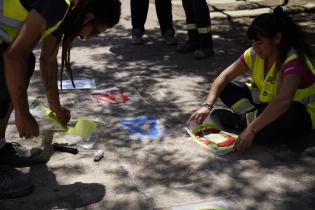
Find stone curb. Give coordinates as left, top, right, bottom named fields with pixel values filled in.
left=172, top=1, right=315, bottom=19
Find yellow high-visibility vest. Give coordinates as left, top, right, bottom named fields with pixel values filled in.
left=243, top=47, right=315, bottom=129
left=0, top=0, right=70, bottom=43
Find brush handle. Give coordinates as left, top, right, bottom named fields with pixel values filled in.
left=52, top=143, right=78, bottom=154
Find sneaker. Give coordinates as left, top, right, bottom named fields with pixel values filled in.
left=163, top=29, right=177, bottom=45
left=0, top=142, right=44, bottom=167
left=131, top=29, right=143, bottom=45
left=0, top=166, right=33, bottom=199
left=193, top=48, right=214, bottom=59
left=211, top=109, right=245, bottom=131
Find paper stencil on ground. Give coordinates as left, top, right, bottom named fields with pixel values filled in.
left=28, top=97, right=68, bottom=130
left=90, top=87, right=129, bottom=105
left=10, top=96, right=50, bottom=119
left=53, top=118, right=98, bottom=149
left=172, top=201, right=229, bottom=210
left=58, top=79, right=96, bottom=90
left=186, top=114, right=238, bottom=155
left=119, top=115, right=165, bottom=140
left=67, top=118, right=97, bottom=140
left=30, top=102, right=50, bottom=118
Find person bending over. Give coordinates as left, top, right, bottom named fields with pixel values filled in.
left=0, top=0, right=121, bottom=199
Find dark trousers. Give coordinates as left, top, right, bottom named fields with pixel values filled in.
left=181, top=0, right=213, bottom=49
left=219, top=81, right=312, bottom=144
left=130, top=0, right=174, bottom=35
left=0, top=43, right=35, bottom=118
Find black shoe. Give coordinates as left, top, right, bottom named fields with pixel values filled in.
left=211, top=109, right=245, bottom=131
left=163, top=29, right=177, bottom=46
left=0, top=142, right=44, bottom=167
left=176, top=41, right=199, bottom=53
left=193, top=48, right=214, bottom=59
left=0, top=166, right=33, bottom=199
left=131, top=29, right=143, bottom=45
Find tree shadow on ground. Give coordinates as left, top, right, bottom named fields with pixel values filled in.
left=22, top=11, right=315, bottom=209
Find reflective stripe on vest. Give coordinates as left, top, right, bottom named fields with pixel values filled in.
left=0, top=0, right=22, bottom=27
left=0, top=0, right=26, bottom=42
left=244, top=47, right=315, bottom=129
left=0, top=0, right=70, bottom=43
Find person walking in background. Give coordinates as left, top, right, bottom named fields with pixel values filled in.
left=177, top=0, right=214, bottom=59
left=130, top=0, right=177, bottom=45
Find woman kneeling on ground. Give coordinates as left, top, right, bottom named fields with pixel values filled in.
left=188, top=7, right=315, bottom=153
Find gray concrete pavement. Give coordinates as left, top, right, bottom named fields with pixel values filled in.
left=1, top=0, right=315, bottom=209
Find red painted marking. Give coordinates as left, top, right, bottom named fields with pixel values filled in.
left=217, top=136, right=236, bottom=147
left=91, top=91, right=129, bottom=104
left=203, top=139, right=212, bottom=145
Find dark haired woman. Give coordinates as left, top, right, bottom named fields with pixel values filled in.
left=0, top=0, right=120, bottom=198
left=188, top=7, right=315, bottom=153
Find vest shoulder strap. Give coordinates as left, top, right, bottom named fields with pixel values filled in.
left=284, top=48, right=298, bottom=64
left=243, top=47, right=256, bottom=71
left=284, top=48, right=315, bottom=76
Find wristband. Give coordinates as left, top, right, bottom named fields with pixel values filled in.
left=202, top=102, right=214, bottom=111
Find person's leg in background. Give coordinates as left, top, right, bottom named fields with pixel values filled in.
left=155, top=0, right=177, bottom=45
left=176, top=0, right=199, bottom=53
left=130, top=0, right=149, bottom=45
left=192, top=0, right=214, bottom=59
